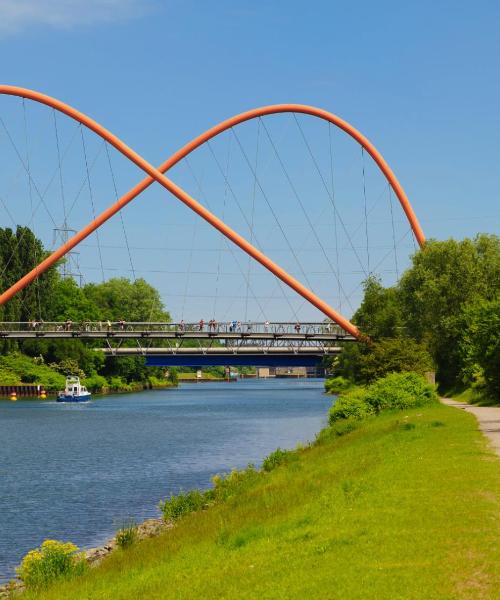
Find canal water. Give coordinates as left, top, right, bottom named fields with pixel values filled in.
left=0, top=378, right=331, bottom=582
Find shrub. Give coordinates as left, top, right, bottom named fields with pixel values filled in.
left=159, top=489, right=207, bottom=522
left=328, top=388, right=374, bottom=424
left=327, top=372, right=438, bottom=427
left=82, top=374, right=107, bottom=393
left=262, top=448, right=293, bottom=472
left=17, top=539, right=86, bottom=590
left=115, top=521, right=138, bottom=549
left=211, top=465, right=259, bottom=501
left=324, top=376, right=353, bottom=395
left=316, top=418, right=359, bottom=444
left=365, top=372, right=438, bottom=413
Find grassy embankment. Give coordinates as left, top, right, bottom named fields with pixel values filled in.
left=24, top=399, right=500, bottom=598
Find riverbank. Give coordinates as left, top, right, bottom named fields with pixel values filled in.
left=0, top=380, right=330, bottom=586
left=18, top=401, right=500, bottom=599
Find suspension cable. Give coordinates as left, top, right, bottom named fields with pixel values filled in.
left=23, top=100, right=42, bottom=320
left=231, top=126, right=315, bottom=294
left=388, top=184, right=399, bottom=280
left=206, top=138, right=299, bottom=321
left=259, top=118, right=351, bottom=310
left=186, top=143, right=270, bottom=321
left=292, top=114, right=368, bottom=278
left=328, top=123, right=342, bottom=313
left=361, top=147, right=370, bottom=274
left=105, top=142, right=136, bottom=281
left=53, top=110, right=68, bottom=232
left=213, top=134, right=232, bottom=317
left=245, top=119, right=260, bottom=321
left=0, top=116, right=57, bottom=228
left=80, top=125, right=105, bottom=282
left=66, top=140, right=105, bottom=221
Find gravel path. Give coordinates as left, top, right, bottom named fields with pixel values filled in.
left=441, top=398, right=500, bottom=458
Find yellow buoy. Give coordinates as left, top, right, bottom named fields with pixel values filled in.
left=10, top=391, right=17, bottom=401
left=40, top=392, right=47, bottom=399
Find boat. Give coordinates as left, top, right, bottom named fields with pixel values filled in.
left=57, top=376, right=91, bottom=403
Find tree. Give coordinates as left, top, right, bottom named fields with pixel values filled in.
left=83, top=278, right=170, bottom=322
left=398, top=235, right=500, bottom=388
left=334, top=338, right=433, bottom=384
left=353, top=276, right=403, bottom=338
left=459, top=298, right=500, bottom=402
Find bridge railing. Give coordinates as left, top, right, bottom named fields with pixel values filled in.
left=0, top=321, right=349, bottom=336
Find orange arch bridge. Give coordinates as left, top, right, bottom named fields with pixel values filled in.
left=0, top=86, right=426, bottom=339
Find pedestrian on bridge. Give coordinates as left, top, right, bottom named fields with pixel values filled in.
left=199, top=319, right=205, bottom=331
left=294, top=322, right=301, bottom=334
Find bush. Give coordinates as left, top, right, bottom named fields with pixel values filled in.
left=316, top=418, right=359, bottom=444
left=365, top=372, right=438, bottom=413
left=262, top=448, right=293, bottom=472
left=0, top=353, right=66, bottom=390
left=159, top=465, right=260, bottom=523
left=115, top=521, right=138, bottom=549
left=82, top=374, right=107, bottom=393
left=159, top=489, right=207, bottom=522
left=17, top=539, right=86, bottom=590
left=324, top=376, right=353, bottom=395
left=210, top=465, right=259, bottom=502
left=328, top=388, right=374, bottom=424
left=328, top=372, right=438, bottom=426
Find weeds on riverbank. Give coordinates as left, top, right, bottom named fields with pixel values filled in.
left=115, top=521, right=138, bottom=549
left=16, top=540, right=86, bottom=591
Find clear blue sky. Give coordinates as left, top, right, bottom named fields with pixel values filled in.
left=1, top=1, right=499, bottom=321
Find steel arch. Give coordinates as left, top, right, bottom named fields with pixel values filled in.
left=0, top=86, right=425, bottom=339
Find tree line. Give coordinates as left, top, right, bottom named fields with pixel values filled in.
left=0, top=226, right=173, bottom=390
left=333, top=233, right=500, bottom=403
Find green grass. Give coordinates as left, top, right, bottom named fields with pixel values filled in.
left=23, top=404, right=500, bottom=599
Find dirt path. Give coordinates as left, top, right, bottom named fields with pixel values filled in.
left=441, top=398, right=500, bottom=458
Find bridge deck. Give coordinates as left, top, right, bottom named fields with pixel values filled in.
left=0, top=322, right=356, bottom=342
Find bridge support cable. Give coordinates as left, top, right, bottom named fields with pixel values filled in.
left=180, top=161, right=199, bottom=321
left=185, top=143, right=270, bottom=322
left=0, top=113, right=61, bottom=301
left=80, top=125, right=105, bottom=283
left=0, top=107, right=90, bottom=289
left=213, top=134, right=232, bottom=318
left=65, top=141, right=106, bottom=223
left=245, top=119, right=260, bottom=322
left=52, top=110, right=68, bottom=238
left=388, top=184, right=400, bottom=280
left=259, top=118, right=353, bottom=313
left=292, top=114, right=369, bottom=280
left=328, top=123, right=342, bottom=314
left=361, top=147, right=371, bottom=275
left=344, top=227, right=413, bottom=301
left=22, top=100, right=42, bottom=321
left=0, top=88, right=428, bottom=338
left=0, top=115, right=59, bottom=229
left=205, top=139, right=298, bottom=322
left=105, top=142, right=136, bottom=281
left=231, top=126, right=316, bottom=296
